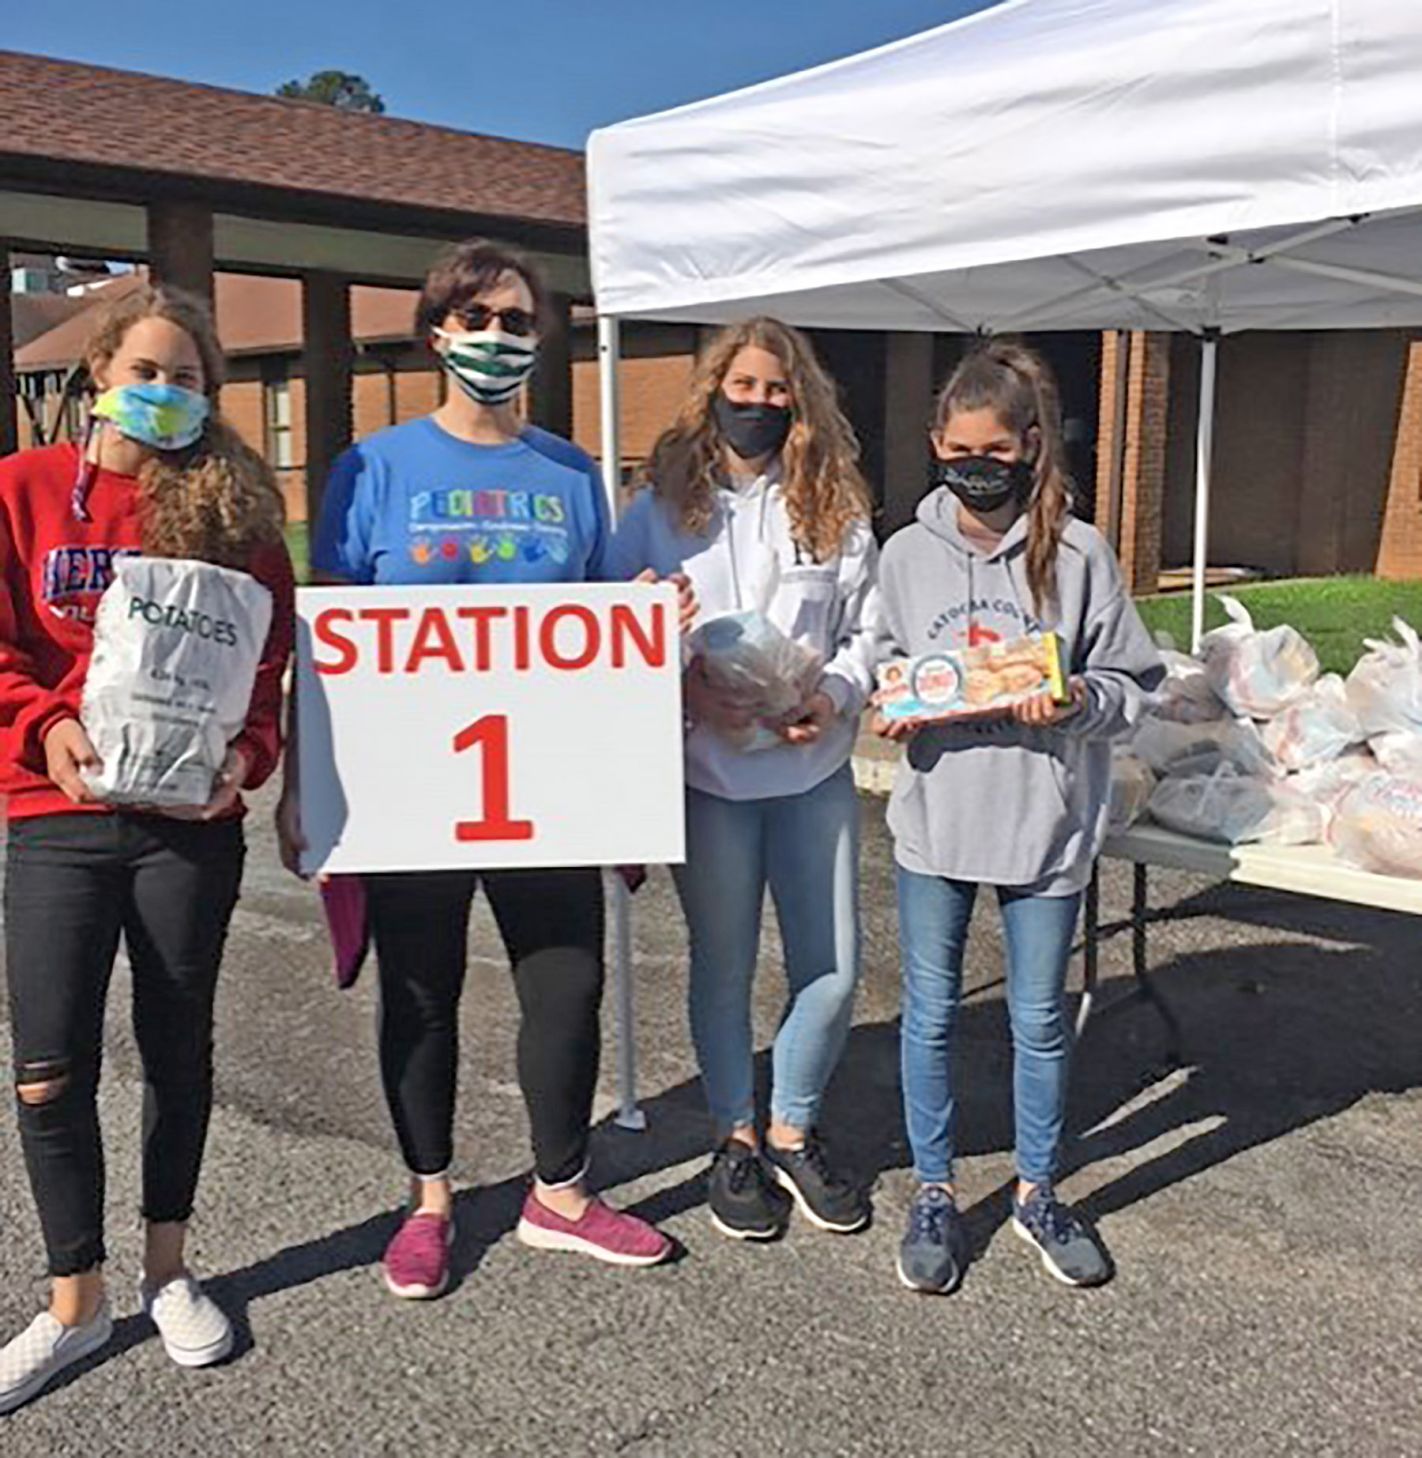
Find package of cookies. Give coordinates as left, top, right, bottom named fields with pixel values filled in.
left=876, top=631, right=1068, bottom=723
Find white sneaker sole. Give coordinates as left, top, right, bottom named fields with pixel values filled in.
left=0, top=1314, right=113, bottom=1414
left=383, top=1271, right=449, bottom=1300
left=382, top=1217, right=455, bottom=1300
left=157, top=1323, right=235, bottom=1369
left=708, top=1209, right=783, bottom=1242
left=1011, top=1216, right=1094, bottom=1287
left=895, top=1254, right=961, bottom=1295
left=515, top=1217, right=669, bottom=1267
left=771, top=1167, right=869, bottom=1235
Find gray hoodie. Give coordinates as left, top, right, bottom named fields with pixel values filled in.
left=878, top=487, right=1164, bottom=893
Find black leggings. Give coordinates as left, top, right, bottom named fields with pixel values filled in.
left=365, top=867, right=604, bottom=1187
left=4, top=813, right=245, bottom=1277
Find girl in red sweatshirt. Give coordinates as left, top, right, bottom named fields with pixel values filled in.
left=0, top=283, right=293, bottom=1413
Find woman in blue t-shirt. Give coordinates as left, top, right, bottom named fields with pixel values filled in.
left=279, top=241, right=672, bottom=1297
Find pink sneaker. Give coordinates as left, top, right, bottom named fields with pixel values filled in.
left=515, top=1191, right=671, bottom=1267
left=382, top=1211, right=453, bottom=1299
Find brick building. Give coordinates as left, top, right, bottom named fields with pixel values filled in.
left=1097, top=330, right=1422, bottom=591
left=4, top=51, right=1421, bottom=586
left=12, top=269, right=697, bottom=518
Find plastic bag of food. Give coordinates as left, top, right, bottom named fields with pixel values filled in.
left=1369, top=730, right=1422, bottom=777
left=1107, top=750, right=1156, bottom=835
left=1330, top=773, right=1422, bottom=878
left=1148, top=765, right=1324, bottom=846
left=1290, top=749, right=1378, bottom=834
left=80, top=556, right=273, bottom=807
left=1132, top=714, right=1278, bottom=780
left=1346, top=619, right=1422, bottom=737
left=1260, top=674, right=1362, bottom=771
left=690, top=609, right=823, bottom=752
left=1153, top=648, right=1226, bottom=723
left=1200, top=594, right=1319, bottom=719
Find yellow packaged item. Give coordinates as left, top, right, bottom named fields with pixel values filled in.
left=877, top=631, right=1068, bottom=723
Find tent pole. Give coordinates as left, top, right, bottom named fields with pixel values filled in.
left=1190, top=331, right=1220, bottom=654
left=597, top=314, right=646, bottom=1133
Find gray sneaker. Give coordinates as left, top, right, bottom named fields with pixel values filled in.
left=0, top=1305, right=113, bottom=1415
left=140, top=1274, right=234, bottom=1368
left=897, top=1185, right=968, bottom=1294
left=1012, top=1186, right=1112, bottom=1287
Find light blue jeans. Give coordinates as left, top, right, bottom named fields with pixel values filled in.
left=674, top=764, right=860, bottom=1136
left=897, top=867, right=1081, bottom=1187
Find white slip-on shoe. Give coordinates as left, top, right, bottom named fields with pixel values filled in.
left=0, top=1305, right=114, bottom=1415
left=140, top=1275, right=234, bottom=1368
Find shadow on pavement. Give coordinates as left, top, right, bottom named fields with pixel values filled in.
left=64, top=915, right=1421, bottom=1372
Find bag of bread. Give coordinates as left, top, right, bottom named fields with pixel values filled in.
left=1330, top=774, right=1422, bottom=878
left=1132, top=714, right=1277, bottom=780
left=1261, top=674, right=1362, bottom=771
left=1153, top=646, right=1226, bottom=723
left=1200, top=595, right=1318, bottom=720
left=1148, top=765, right=1323, bottom=846
left=1346, top=619, right=1422, bottom=737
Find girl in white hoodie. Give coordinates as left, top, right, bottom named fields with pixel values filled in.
left=607, top=318, right=878, bottom=1243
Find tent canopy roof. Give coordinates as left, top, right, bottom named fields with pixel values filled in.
left=588, top=0, right=1422, bottom=332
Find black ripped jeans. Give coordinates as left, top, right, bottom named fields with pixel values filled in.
left=4, top=813, right=245, bottom=1277
left=365, top=867, right=604, bottom=1187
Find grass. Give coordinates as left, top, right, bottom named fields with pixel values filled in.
left=284, top=522, right=309, bottom=584
left=1134, top=575, right=1422, bottom=675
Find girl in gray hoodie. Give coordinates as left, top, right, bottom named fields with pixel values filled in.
left=876, top=341, right=1162, bottom=1296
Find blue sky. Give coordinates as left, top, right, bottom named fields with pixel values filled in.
left=6, top=0, right=994, bottom=149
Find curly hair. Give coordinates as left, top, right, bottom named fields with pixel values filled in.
left=85, top=283, right=285, bottom=567
left=639, top=317, right=869, bottom=562
left=934, top=339, right=1073, bottom=615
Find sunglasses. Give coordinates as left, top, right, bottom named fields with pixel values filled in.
left=450, top=303, right=538, bottom=338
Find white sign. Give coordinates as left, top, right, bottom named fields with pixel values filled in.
left=296, top=583, right=685, bottom=874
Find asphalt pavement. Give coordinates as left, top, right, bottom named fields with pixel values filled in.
left=1, top=784, right=1420, bottom=1456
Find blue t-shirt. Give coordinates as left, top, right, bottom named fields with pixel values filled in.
left=312, top=418, right=610, bottom=586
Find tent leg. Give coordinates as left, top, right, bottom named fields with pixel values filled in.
left=1190, top=332, right=1219, bottom=654
left=598, top=315, right=645, bottom=1133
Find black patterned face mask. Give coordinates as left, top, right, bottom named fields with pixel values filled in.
left=931, top=454, right=1035, bottom=513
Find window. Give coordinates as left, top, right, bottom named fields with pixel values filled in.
left=263, top=372, right=293, bottom=469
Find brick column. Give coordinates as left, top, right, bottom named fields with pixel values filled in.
left=0, top=247, right=17, bottom=458
left=881, top=332, right=935, bottom=532
left=301, top=272, right=353, bottom=531
left=1095, top=331, right=1130, bottom=553
left=146, top=201, right=214, bottom=303
left=1376, top=336, right=1422, bottom=580
left=1106, top=331, right=1170, bottom=594
left=528, top=292, right=573, bottom=439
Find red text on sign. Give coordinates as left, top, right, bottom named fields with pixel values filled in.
left=453, top=715, right=535, bottom=843
left=312, top=600, right=668, bottom=678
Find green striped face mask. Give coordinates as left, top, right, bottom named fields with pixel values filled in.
left=434, top=327, right=539, bottom=406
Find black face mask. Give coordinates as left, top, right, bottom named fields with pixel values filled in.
left=713, top=393, right=793, bottom=461
left=932, top=454, right=1035, bottom=513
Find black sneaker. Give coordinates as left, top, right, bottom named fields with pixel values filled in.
left=707, top=1138, right=790, bottom=1241
left=764, top=1133, right=870, bottom=1234
left=897, top=1186, right=968, bottom=1294
left=1012, top=1185, right=1112, bottom=1287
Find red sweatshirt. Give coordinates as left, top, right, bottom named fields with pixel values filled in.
left=0, top=442, right=295, bottom=821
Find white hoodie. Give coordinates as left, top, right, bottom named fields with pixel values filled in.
left=605, top=466, right=880, bottom=801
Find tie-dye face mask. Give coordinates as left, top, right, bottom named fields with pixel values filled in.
left=91, top=383, right=210, bottom=452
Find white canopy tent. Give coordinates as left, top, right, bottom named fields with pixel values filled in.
left=587, top=0, right=1422, bottom=1122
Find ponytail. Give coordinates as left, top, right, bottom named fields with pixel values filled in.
left=933, top=339, right=1072, bottom=616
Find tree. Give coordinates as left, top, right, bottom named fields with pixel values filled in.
left=276, top=71, right=386, bottom=114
